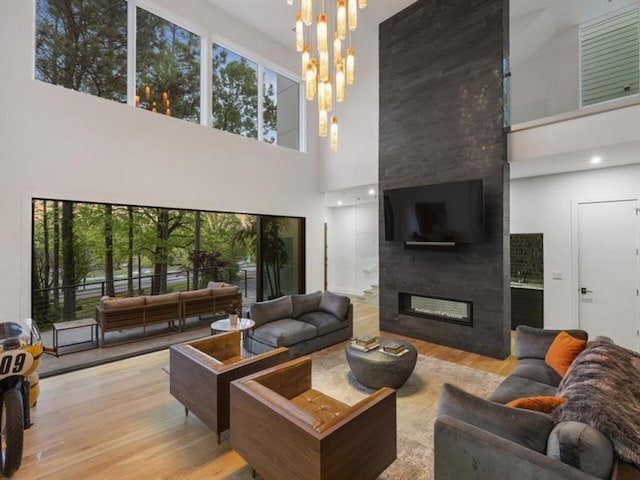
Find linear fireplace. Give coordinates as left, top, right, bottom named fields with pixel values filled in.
left=398, top=292, right=473, bottom=327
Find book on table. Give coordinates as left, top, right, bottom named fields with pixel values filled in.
left=350, top=341, right=380, bottom=352
left=355, top=335, right=377, bottom=346
left=383, top=342, right=405, bottom=354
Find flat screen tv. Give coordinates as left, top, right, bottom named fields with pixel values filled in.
left=383, top=179, right=485, bottom=246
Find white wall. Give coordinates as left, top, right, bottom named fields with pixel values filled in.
left=511, top=27, right=579, bottom=124
left=510, top=164, right=640, bottom=329
left=320, top=30, right=379, bottom=192
left=0, top=0, right=324, bottom=322
left=326, top=202, right=378, bottom=295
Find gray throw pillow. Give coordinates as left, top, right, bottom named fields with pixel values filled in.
left=292, top=291, right=322, bottom=318
left=318, top=291, right=350, bottom=320
left=437, top=383, right=555, bottom=453
left=250, top=296, right=293, bottom=328
left=547, top=421, right=614, bottom=480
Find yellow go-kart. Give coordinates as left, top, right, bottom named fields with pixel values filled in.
left=0, top=319, right=42, bottom=477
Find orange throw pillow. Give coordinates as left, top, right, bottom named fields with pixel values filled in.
left=507, top=396, right=567, bottom=413
left=545, top=331, right=587, bottom=376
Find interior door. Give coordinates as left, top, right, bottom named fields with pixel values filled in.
left=578, top=199, right=639, bottom=351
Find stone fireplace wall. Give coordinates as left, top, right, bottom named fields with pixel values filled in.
left=378, top=0, right=510, bottom=358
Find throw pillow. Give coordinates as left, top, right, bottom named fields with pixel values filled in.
left=318, top=291, right=350, bottom=320
left=506, top=395, right=567, bottom=413
left=545, top=331, right=587, bottom=376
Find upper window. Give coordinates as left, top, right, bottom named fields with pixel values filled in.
left=34, top=0, right=302, bottom=151
left=212, top=45, right=259, bottom=138
left=264, top=69, right=300, bottom=151
left=35, top=0, right=128, bottom=103
left=580, top=8, right=640, bottom=107
left=136, top=8, right=201, bottom=123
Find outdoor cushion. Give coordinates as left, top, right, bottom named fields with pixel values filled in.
left=102, top=296, right=145, bottom=311
left=250, top=319, right=317, bottom=347
left=210, top=285, right=240, bottom=297
left=292, top=291, right=322, bottom=318
left=438, top=383, right=555, bottom=454
left=250, top=296, right=293, bottom=328
left=547, top=421, right=615, bottom=480
left=318, top=291, right=350, bottom=320
left=145, top=292, right=180, bottom=305
left=297, top=311, right=344, bottom=336
left=180, top=289, right=211, bottom=300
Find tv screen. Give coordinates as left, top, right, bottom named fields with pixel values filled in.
left=384, top=179, right=485, bottom=245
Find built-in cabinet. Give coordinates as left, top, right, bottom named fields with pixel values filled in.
left=511, top=234, right=544, bottom=330
left=511, top=286, right=543, bottom=330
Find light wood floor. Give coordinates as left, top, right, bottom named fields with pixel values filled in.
left=18, top=304, right=517, bottom=479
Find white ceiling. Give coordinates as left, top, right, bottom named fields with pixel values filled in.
left=207, top=0, right=417, bottom=51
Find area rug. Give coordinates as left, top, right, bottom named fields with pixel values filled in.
left=230, top=342, right=505, bottom=480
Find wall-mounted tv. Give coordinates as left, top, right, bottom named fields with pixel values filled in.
left=384, top=179, right=485, bottom=246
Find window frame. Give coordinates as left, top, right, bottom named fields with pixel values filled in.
left=32, top=0, right=305, bottom=152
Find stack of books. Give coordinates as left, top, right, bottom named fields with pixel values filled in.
left=382, top=342, right=409, bottom=356
left=350, top=335, right=380, bottom=352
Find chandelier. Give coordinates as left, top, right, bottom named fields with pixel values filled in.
left=286, top=0, right=368, bottom=153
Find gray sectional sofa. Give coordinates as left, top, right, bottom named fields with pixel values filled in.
left=434, top=326, right=640, bottom=480
left=244, top=291, right=353, bottom=358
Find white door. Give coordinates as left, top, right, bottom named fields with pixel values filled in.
left=578, top=199, right=639, bottom=351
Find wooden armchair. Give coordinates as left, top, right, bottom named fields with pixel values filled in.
left=230, top=356, right=397, bottom=480
left=169, top=332, right=288, bottom=443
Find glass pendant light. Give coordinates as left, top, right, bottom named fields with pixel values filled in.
left=358, top=0, right=366, bottom=8
left=302, top=0, right=312, bottom=26
left=319, top=51, right=329, bottom=82
left=337, top=0, right=347, bottom=40
left=334, top=32, right=342, bottom=65
left=330, top=116, right=338, bottom=153
left=336, top=60, right=345, bottom=102
left=348, top=0, right=357, bottom=31
left=306, top=59, right=317, bottom=100
left=295, top=13, right=304, bottom=52
left=316, top=13, right=328, bottom=54
left=324, top=77, right=333, bottom=112
left=346, top=47, right=355, bottom=85
left=318, top=80, right=326, bottom=111
left=301, top=45, right=311, bottom=77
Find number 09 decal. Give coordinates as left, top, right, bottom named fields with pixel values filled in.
left=0, top=350, right=34, bottom=380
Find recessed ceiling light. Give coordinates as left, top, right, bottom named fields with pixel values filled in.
left=368, top=189, right=375, bottom=195
left=337, top=200, right=343, bottom=205
left=590, top=156, right=602, bottom=164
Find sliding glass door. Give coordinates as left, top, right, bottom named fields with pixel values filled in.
left=256, top=216, right=305, bottom=301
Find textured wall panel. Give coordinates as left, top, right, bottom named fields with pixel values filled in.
left=379, top=0, right=510, bottom=358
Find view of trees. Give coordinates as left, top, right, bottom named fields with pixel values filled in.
left=32, top=200, right=254, bottom=329
left=35, top=0, right=128, bottom=102
left=136, top=8, right=201, bottom=122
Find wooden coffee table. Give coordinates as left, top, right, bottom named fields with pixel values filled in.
left=345, top=337, right=418, bottom=389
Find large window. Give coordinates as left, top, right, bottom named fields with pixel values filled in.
left=136, top=8, right=201, bottom=123
left=34, top=0, right=302, bottom=151
left=212, top=45, right=258, bottom=138
left=35, top=0, right=128, bottom=103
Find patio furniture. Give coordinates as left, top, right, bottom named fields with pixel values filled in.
left=230, top=356, right=397, bottom=480
left=169, top=332, right=288, bottom=443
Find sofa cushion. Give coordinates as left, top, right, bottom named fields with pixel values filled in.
left=180, top=289, right=211, bottom=300
left=506, top=396, right=567, bottom=413
left=250, top=319, right=317, bottom=347
left=438, top=383, right=555, bottom=454
left=297, top=311, right=344, bottom=336
left=547, top=421, right=615, bottom=480
left=515, top=326, right=588, bottom=360
left=488, top=374, right=557, bottom=404
left=319, top=291, right=350, bottom=320
left=102, top=296, right=145, bottom=311
left=145, top=292, right=180, bottom=305
left=510, top=358, right=563, bottom=387
left=545, top=331, right=587, bottom=376
left=250, top=296, right=294, bottom=328
left=292, top=291, right=322, bottom=318
left=210, top=285, right=239, bottom=297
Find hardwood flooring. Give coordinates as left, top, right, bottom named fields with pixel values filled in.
left=17, top=304, right=516, bottom=479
